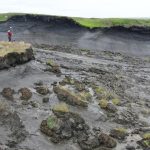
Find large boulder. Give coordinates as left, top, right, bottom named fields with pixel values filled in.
left=0, top=42, right=34, bottom=69
left=53, top=85, right=88, bottom=107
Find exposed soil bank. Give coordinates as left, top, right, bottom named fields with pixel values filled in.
left=0, top=15, right=150, bottom=56
left=0, top=46, right=34, bottom=69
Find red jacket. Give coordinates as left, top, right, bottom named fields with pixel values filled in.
left=7, top=31, right=12, bottom=37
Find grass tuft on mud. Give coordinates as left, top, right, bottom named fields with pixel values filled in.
left=53, top=103, right=69, bottom=113
left=0, top=41, right=31, bottom=57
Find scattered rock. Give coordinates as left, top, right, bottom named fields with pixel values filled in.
left=42, top=97, right=49, bottom=103
left=53, top=85, right=88, bottom=107
left=126, top=145, right=136, bottom=150
left=98, top=133, right=117, bottom=148
left=1, top=88, right=14, bottom=100
left=106, top=103, right=118, bottom=113
left=35, top=86, right=49, bottom=95
left=19, top=88, right=32, bottom=100
left=30, top=101, right=38, bottom=108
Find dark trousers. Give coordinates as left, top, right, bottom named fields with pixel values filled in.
left=8, top=36, right=12, bottom=42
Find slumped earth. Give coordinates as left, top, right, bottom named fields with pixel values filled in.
left=0, top=15, right=150, bottom=150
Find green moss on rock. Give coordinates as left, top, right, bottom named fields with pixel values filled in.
left=53, top=85, right=88, bottom=107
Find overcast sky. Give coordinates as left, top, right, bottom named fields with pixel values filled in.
left=0, top=0, right=150, bottom=18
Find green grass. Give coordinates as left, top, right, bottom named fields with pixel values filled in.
left=0, top=13, right=21, bottom=22
left=47, top=116, right=57, bottom=129
left=72, top=18, right=150, bottom=28
left=0, top=41, right=31, bottom=57
left=1, top=13, right=150, bottom=29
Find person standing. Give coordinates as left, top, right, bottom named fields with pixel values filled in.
left=7, top=27, right=13, bottom=42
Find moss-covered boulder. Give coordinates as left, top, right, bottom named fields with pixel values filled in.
left=0, top=41, right=34, bottom=69
left=52, top=103, right=70, bottom=117
left=59, top=76, right=75, bottom=86
left=19, top=88, right=32, bottom=100
left=53, top=85, right=88, bottom=107
left=40, top=111, right=88, bottom=143
left=1, top=87, right=14, bottom=100
left=110, top=128, right=128, bottom=140
left=98, top=133, right=117, bottom=148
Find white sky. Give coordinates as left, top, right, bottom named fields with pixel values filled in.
left=0, top=0, right=150, bottom=18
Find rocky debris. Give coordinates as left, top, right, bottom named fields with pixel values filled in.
left=46, top=59, right=61, bottom=74
left=110, top=128, right=128, bottom=140
left=0, top=43, right=34, bottom=70
left=114, top=108, right=139, bottom=126
left=19, top=88, right=32, bottom=100
left=41, top=104, right=117, bottom=149
left=35, top=86, right=49, bottom=95
left=42, top=97, right=49, bottom=103
left=1, top=88, right=14, bottom=100
left=78, top=133, right=117, bottom=150
left=53, top=85, right=88, bottom=107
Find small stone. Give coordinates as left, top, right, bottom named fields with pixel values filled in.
left=35, top=86, right=49, bottom=95
left=126, top=145, right=136, bottom=150
left=30, top=101, right=38, bottom=108
left=43, top=97, right=49, bottom=103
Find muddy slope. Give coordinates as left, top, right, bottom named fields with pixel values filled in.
left=0, top=15, right=150, bottom=56
left=0, top=46, right=149, bottom=150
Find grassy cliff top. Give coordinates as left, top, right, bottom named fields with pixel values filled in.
left=0, top=41, right=31, bottom=57
left=72, top=18, right=150, bottom=28
left=1, top=13, right=150, bottom=28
